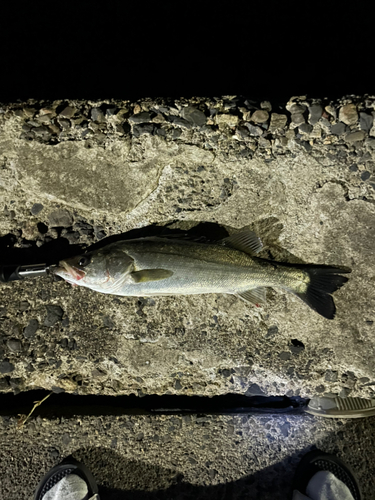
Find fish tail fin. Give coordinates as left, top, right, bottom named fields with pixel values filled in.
left=294, top=266, right=351, bottom=319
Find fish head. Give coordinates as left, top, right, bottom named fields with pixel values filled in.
left=52, top=246, right=134, bottom=290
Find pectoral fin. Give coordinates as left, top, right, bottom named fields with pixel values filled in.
left=236, top=287, right=267, bottom=306
left=130, top=269, right=174, bottom=283
left=222, top=230, right=263, bottom=255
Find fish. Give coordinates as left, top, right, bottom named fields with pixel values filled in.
left=52, top=230, right=351, bottom=319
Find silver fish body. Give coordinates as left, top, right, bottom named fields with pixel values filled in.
left=53, top=231, right=350, bottom=319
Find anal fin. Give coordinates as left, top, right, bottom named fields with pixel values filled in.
left=236, top=287, right=267, bottom=306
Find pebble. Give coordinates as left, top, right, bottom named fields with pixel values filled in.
left=308, top=104, right=323, bottom=125
left=251, top=110, right=269, bottom=124
left=279, top=422, right=291, bottom=437
left=258, top=137, right=271, bottom=148
left=0, top=361, right=15, bottom=374
left=44, top=305, right=64, bottom=327
left=235, top=126, right=250, bottom=139
left=339, top=104, right=358, bottom=125
left=361, top=171, right=371, bottom=181
left=23, top=319, right=39, bottom=339
left=345, top=130, right=366, bottom=143
left=36, top=114, right=53, bottom=124
left=24, top=108, right=36, bottom=118
left=59, top=106, right=75, bottom=118
left=298, top=123, right=313, bottom=134
left=152, top=113, right=165, bottom=124
left=180, top=106, right=206, bottom=126
left=61, top=231, right=78, bottom=244
left=6, top=339, right=22, bottom=353
left=105, top=107, right=118, bottom=117
left=245, top=383, right=266, bottom=396
left=167, top=116, right=190, bottom=129
left=245, top=123, right=263, bottom=136
left=260, top=101, right=272, bottom=112
left=325, top=370, right=338, bottom=382
left=325, top=105, right=336, bottom=119
left=315, top=384, right=325, bottom=393
left=30, top=203, right=43, bottom=215
left=33, top=126, right=52, bottom=139
left=269, top=113, right=287, bottom=132
left=331, top=123, right=347, bottom=136
left=174, top=379, right=182, bottom=390
left=19, top=301, right=29, bottom=312
left=40, top=108, right=55, bottom=116
left=279, top=351, right=291, bottom=361
left=291, top=113, right=305, bottom=125
left=91, top=108, right=105, bottom=122
left=57, top=118, right=71, bottom=129
left=288, top=103, right=306, bottom=114
left=215, top=114, right=239, bottom=127
left=48, top=209, right=73, bottom=227
left=132, top=124, right=155, bottom=136
left=359, top=112, right=373, bottom=132
left=0, top=378, right=10, bottom=390
left=96, top=230, right=106, bottom=240
left=48, top=124, right=61, bottom=135
left=128, top=112, right=151, bottom=124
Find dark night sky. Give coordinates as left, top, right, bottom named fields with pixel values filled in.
left=0, top=4, right=373, bottom=102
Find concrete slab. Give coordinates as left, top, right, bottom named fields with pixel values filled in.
left=0, top=96, right=374, bottom=399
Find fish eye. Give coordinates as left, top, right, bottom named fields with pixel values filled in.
left=78, top=256, right=91, bottom=267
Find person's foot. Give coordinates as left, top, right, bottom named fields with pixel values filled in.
left=34, top=456, right=99, bottom=500
left=292, top=449, right=361, bottom=500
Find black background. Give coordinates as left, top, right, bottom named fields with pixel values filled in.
left=0, top=3, right=373, bottom=103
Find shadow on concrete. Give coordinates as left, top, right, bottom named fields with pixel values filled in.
left=71, top=444, right=313, bottom=500
left=0, top=217, right=307, bottom=269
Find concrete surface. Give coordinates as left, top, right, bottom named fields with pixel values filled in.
left=0, top=412, right=374, bottom=500
left=0, top=95, right=375, bottom=400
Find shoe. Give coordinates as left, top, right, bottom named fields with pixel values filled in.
left=306, top=396, right=375, bottom=418
left=292, top=449, right=361, bottom=500
left=34, top=456, right=99, bottom=500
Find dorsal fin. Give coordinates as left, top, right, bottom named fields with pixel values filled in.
left=222, top=230, right=263, bottom=255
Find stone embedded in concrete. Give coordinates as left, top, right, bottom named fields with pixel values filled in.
left=339, top=103, right=358, bottom=125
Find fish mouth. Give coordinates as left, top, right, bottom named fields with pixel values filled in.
left=53, top=261, right=86, bottom=281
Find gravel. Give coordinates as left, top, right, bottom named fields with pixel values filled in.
left=180, top=107, right=206, bottom=127
left=59, top=106, right=75, bottom=118
left=245, top=123, right=263, bottom=136
left=6, top=339, right=22, bottom=353
left=308, top=104, right=323, bottom=125
left=331, top=123, right=347, bottom=136
left=269, top=113, right=287, bottom=132
left=91, top=108, right=105, bottom=123
left=345, top=130, right=366, bottom=143
left=359, top=112, right=373, bottom=131
left=0, top=361, right=15, bottom=374
left=298, top=123, right=313, bottom=134
left=30, top=203, right=44, bottom=215
left=250, top=110, right=269, bottom=124
left=129, top=112, right=151, bottom=124
left=339, top=104, right=358, bottom=125
left=44, top=306, right=64, bottom=327
left=23, top=320, right=39, bottom=339
left=48, top=209, right=73, bottom=227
